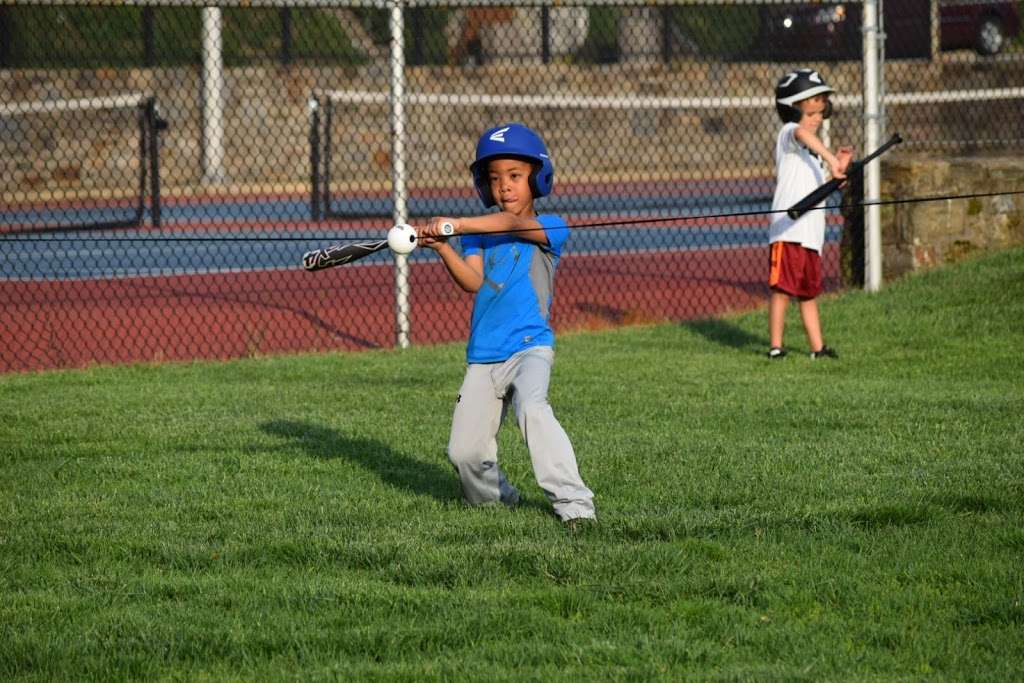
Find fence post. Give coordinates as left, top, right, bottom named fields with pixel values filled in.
left=660, top=6, right=672, bottom=64
left=863, top=0, right=884, bottom=291
left=541, top=7, right=551, bottom=64
left=324, top=98, right=334, bottom=217
left=0, top=6, right=11, bottom=68
left=840, top=167, right=865, bottom=288
left=390, top=2, right=412, bottom=349
left=410, top=8, right=424, bottom=65
left=148, top=97, right=165, bottom=228
left=309, top=96, right=321, bottom=221
left=281, top=8, right=293, bottom=65
left=142, top=7, right=155, bottom=67
left=201, top=7, right=226, bottom=185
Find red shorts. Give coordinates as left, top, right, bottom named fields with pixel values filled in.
left=769, top=241, right=822, bottom=299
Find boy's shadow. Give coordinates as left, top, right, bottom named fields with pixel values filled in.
left=680, top=318, right=763, bottom=353
left=261, top=419, right=454, bottom=501
left=261, top=419, right=552, bottom=515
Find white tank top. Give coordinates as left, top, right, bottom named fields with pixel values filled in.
left=769, top=122, right=828, bottom=253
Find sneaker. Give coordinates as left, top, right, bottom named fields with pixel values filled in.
left=767, top=347, right=787, bottom=359
left=500, top=487, right=521, bottom=508
left=810, top=345, right=838, bottom=360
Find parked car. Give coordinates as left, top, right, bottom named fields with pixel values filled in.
left=941, top=0, right=1021, bottom=54
left=758, top=0, right=1022, bottom=60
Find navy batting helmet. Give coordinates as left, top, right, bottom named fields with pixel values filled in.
left=469, top=123, right=554, bottom=208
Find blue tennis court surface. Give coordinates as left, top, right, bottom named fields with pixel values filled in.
left=2, top=177, right=776, bottom=228
left=1, top=185, right=845, bottom=280
left=2, top=223, right=844, bottom=280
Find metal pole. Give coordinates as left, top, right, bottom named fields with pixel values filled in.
left=0, top=6, right=11, bottom=68
left=201, top=7, right=226, bottom=185
left=281, top=8, right=293, bottom=65
left=149, top=98, right=163, bottom=228
left=863, top=0, right=883, bottom=291
left=661, top=6, right=672, bottom=64
left=309, top=96, right=321, bottom=221
left=541, top=6, right=551, bottom=64
left=390, top=2, right=412, bottom=349
left=930, top=0, right=940, bottom=60
left=142, top=7, right=155, bottom=67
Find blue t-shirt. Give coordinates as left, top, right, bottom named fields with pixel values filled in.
left=460, top=214, right=569, bottom=363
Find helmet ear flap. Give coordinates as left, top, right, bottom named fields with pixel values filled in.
left=527, top=163, right=552, bottom=199
left=776, top=103, right=801, bottom=124
left=775, top=100, right=831, bottom=123
left=528, top=168, right=540, bottom=199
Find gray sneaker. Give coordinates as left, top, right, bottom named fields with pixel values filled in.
left=501, top=488, right=521, bottom=508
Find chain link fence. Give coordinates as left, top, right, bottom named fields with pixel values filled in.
left=2, top=1, right=1023, bottom=372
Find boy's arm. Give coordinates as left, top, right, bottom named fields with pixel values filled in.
left=794, top=127, right=847, bottom=180
left=419, top=211, right=553, bottom=292
left=422, top=240, right=483, bottom=293
left=423, top=212, right=549, bottom=245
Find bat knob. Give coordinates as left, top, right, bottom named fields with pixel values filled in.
left=440, top=222, right=455, bottom=236
left=302, top=250, right=324, bottom=271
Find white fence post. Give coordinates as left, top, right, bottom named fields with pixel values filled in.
left=201, top=7, right=226, bottom=185
left=390, top=1, right=411, bottom=348
left=863, top=0, right=884, bottom=292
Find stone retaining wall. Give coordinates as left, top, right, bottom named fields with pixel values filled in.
left=881, top=155, right=1024, bottom=280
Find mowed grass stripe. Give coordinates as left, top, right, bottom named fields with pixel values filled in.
left=1, top=247, right=1022, bottom=680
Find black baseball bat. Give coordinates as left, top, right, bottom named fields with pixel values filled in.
left=302, top=239, right=388, bottom=271
left=786, top=132, right=903, bottom=220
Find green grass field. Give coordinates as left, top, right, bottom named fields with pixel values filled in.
left=2, top=248, right=1022, bottom=680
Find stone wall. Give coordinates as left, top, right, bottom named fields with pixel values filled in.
left=881, top=155, right=1024, bottom=280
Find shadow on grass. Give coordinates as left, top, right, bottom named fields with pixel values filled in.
left=928, top=493, right=1012, bottom=514
left=261, top=419, right=455, bottom=502
left=261, top=419, right=554, bottom=516
left=846, top=504, right=933, bottom=528
left=681, top=317, right=763, bottom=352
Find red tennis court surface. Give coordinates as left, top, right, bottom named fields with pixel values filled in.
left=0, top=245, right=839, bottom=373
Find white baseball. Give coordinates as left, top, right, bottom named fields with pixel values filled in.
left=387, top=223, right=418, bottom=255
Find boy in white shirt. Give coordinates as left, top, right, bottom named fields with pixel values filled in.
left=768, top=68, right=853, bottom=360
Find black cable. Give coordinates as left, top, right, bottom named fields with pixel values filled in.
left=3, top=188, right=1023, bottom=242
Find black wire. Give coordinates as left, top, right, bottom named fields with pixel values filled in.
left=3, top=188, right=1023, bottom=242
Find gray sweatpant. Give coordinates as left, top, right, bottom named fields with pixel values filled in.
left=446, top=346, right=596, bottom=521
